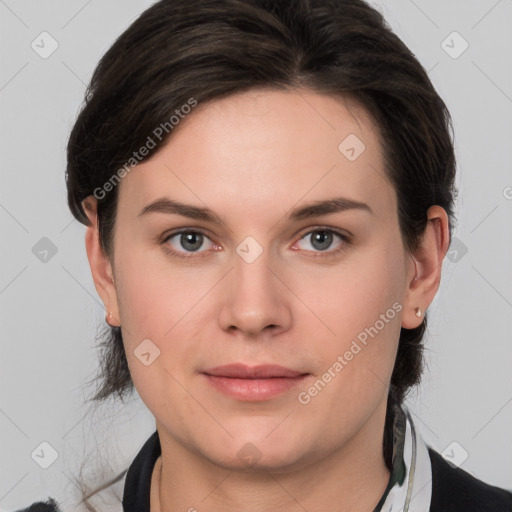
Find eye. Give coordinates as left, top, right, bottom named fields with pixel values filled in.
left=294, top=228, right=350, bottom=256
left=161, top=227, right=350, bottom=260
left=162, top=230, right=217, bottom=259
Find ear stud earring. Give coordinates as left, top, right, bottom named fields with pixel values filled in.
left=415, top=307, right=422, bottom=318
left=106, top=311, right=115, bottom=326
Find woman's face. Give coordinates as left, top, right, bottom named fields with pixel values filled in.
left=100, top=89, right=421, bottom=471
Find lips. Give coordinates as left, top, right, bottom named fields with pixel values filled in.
left=202, top=363, right=306, bottom=379
left=201, top=364, right=310, bottom=401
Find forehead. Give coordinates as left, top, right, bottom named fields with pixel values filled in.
left=116, top=88, right=395, bottom=223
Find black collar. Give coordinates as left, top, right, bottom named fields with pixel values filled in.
left=122, top=429, right=161, bottom=511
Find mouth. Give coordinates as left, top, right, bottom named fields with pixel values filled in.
left=201, top=363, right=310, bottom=401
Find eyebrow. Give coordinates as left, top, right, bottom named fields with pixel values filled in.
left=138, top=196, right=373, bottom=223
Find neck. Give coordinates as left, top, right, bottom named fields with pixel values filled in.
left=151, top=402, right=391, bottom=512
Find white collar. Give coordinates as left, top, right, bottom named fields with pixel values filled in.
left=379, top=405, right=432, bottom=512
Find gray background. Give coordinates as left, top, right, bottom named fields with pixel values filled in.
left=1, top=0, right=511, bottom=509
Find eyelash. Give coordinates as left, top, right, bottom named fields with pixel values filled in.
left=161, top=227, right=351, bottom=260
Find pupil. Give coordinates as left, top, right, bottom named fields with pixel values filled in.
left=182, top=232, right=202, bottom=251
left=312, top=231, right=332, bottom=251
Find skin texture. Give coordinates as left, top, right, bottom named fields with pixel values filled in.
left=82, top=88, right=450, bottom=511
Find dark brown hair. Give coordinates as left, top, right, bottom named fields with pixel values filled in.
left=65, top=0, right=456, bottom=506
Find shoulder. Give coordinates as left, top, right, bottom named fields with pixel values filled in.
left=428, top=447, right=512, bottom=512
left=13, top=498, right=62, bottom=512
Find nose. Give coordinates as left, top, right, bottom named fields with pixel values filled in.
left=217, top=246, right=292, bottom=338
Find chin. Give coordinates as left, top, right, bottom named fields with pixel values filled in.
left=197, top=428, right=312, bottom=473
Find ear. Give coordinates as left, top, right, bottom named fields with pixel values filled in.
left=401, top=205, right=450, bottom=329
left=82, top=196, right=121, bottom=326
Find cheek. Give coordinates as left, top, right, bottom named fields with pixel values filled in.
left=296, top=243, right=406, bottom=396
left=113, top=247, right=217, bottom=388
left=114, top=243, right=207, bottom=337
left=302, top=242, right=405, bottom=340
left=115, top=228, right=406, bottom=399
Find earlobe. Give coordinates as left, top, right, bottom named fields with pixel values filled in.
left=82, top=196, right=121, bottom=326
left=401, top=205, right=450, bottom=329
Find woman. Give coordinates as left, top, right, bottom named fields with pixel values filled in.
left=16, top=0, right=512, bottom=510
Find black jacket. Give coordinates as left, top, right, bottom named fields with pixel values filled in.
left=14, top=446, right=512, bottom=511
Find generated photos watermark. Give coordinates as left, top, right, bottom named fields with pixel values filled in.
left=298, top=301, right=403, bottom=405
left=93, top=97, right=198, bottom=200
